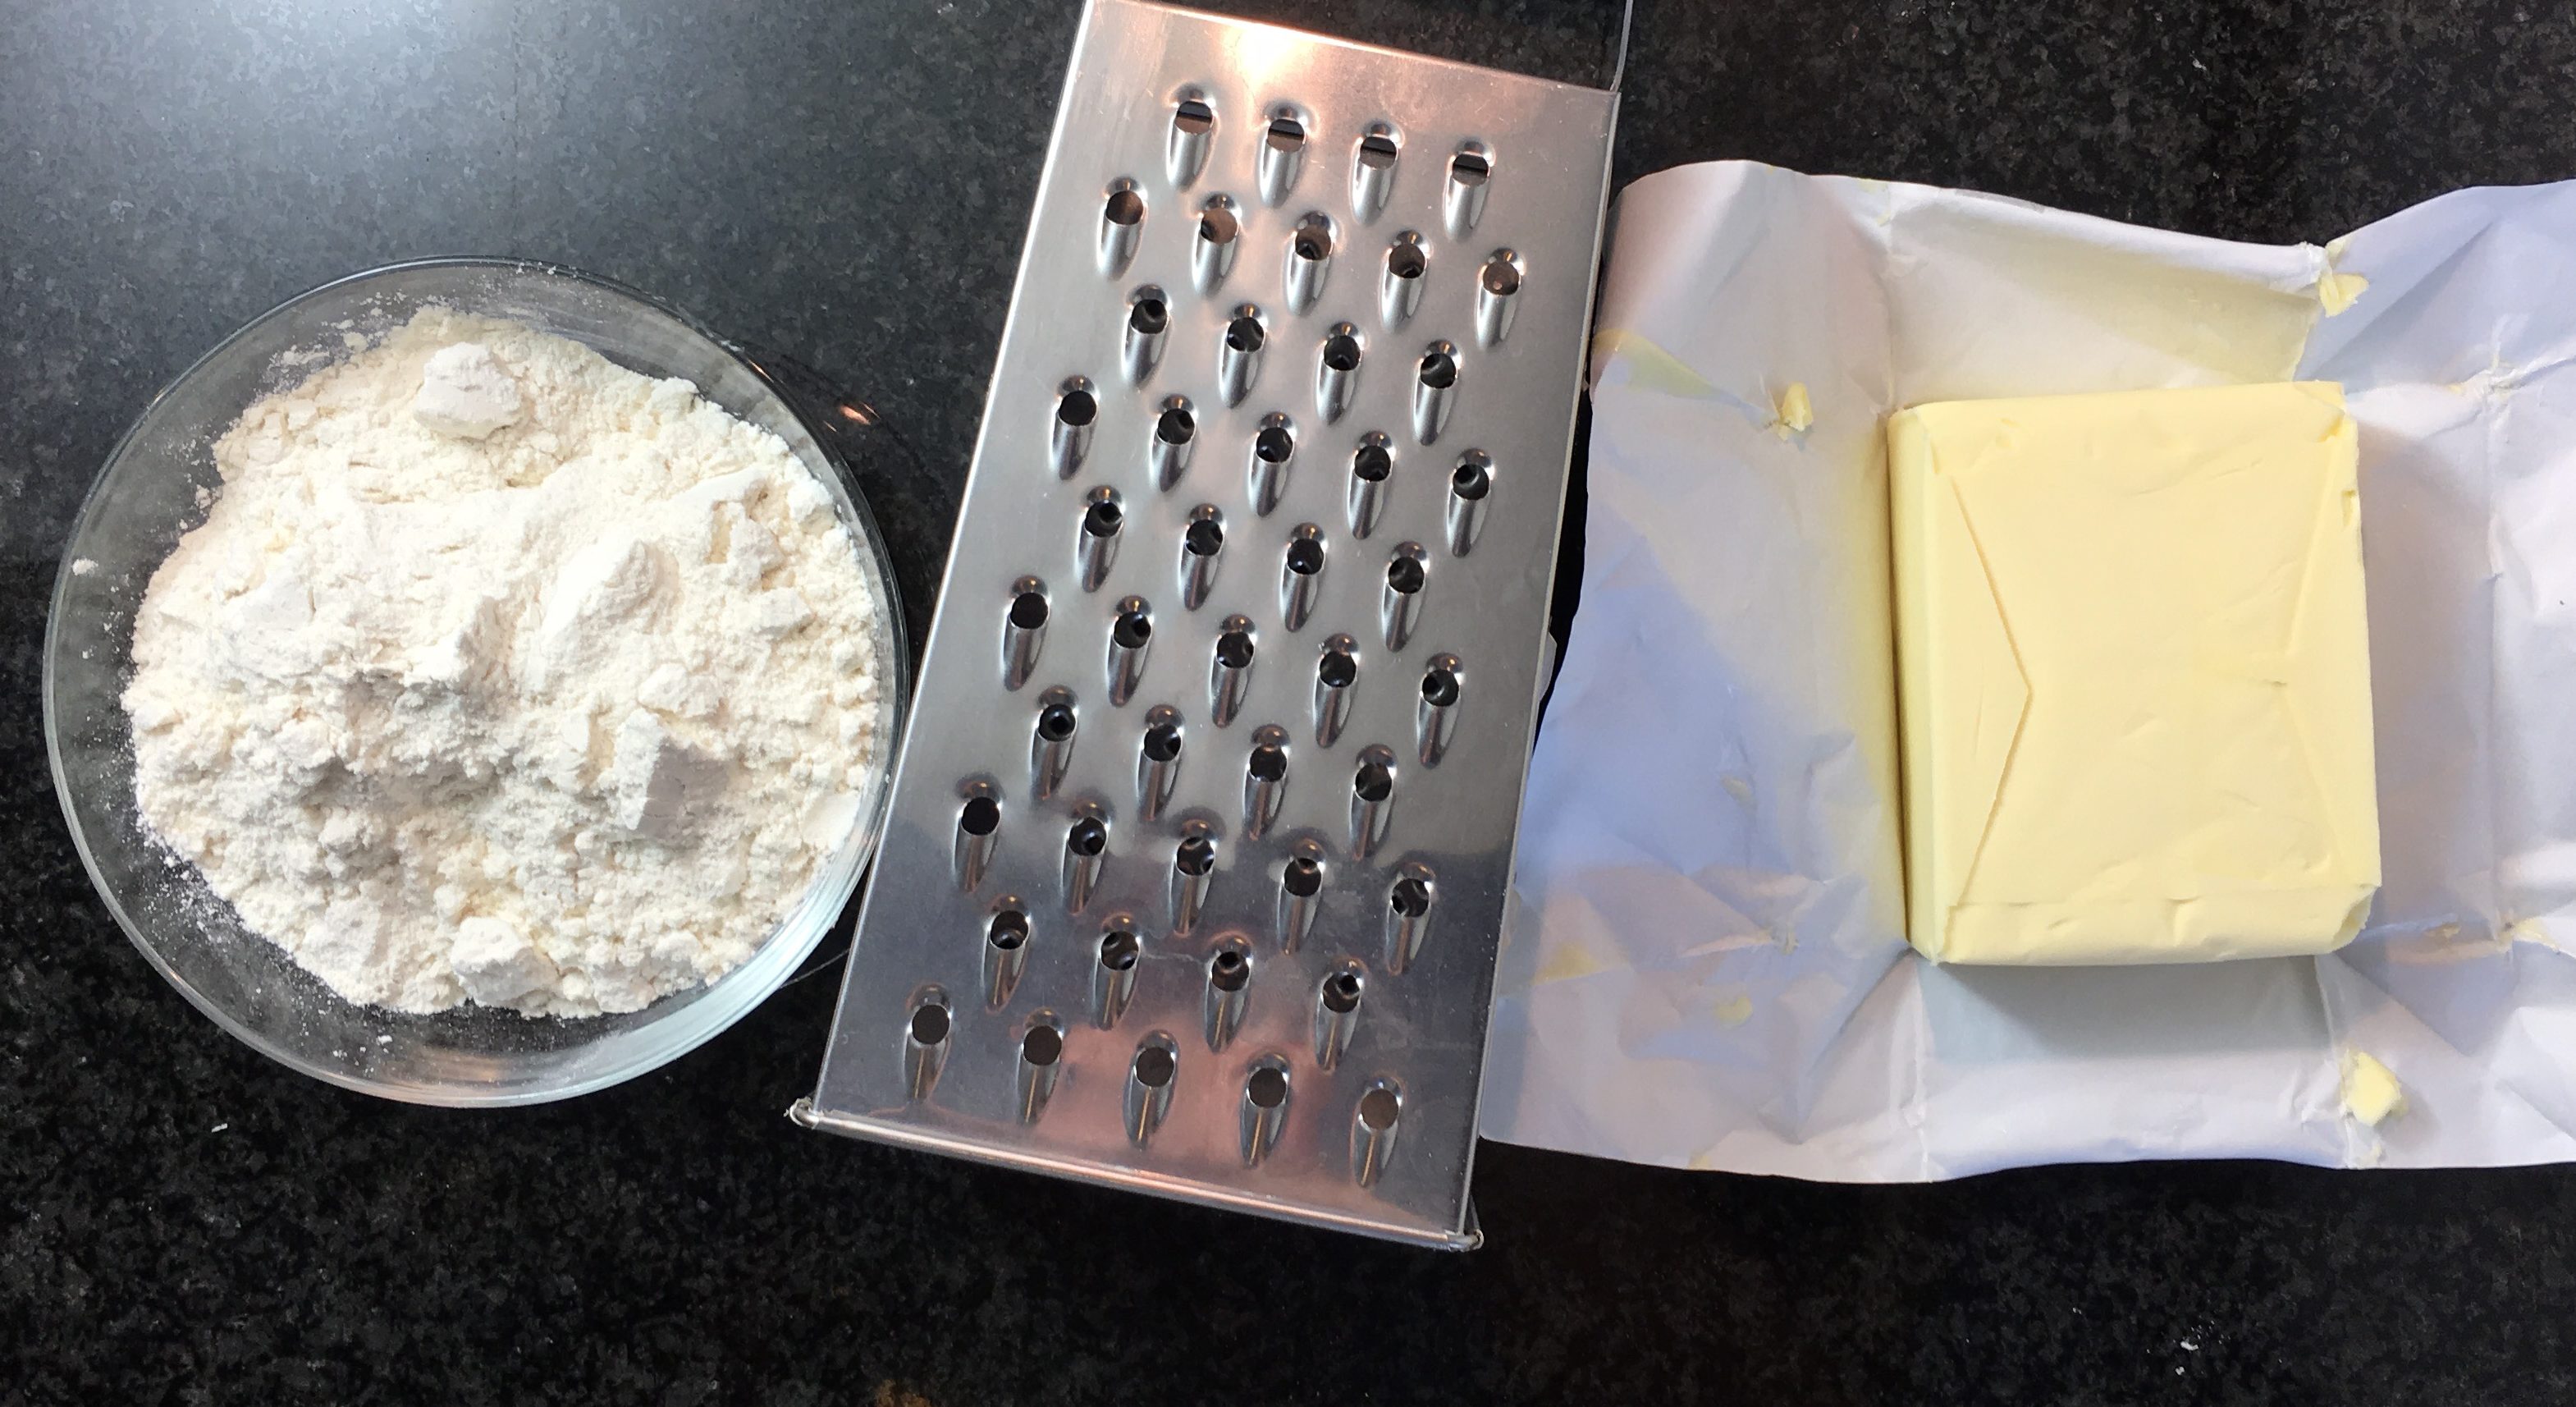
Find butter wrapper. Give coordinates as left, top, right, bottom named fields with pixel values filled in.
left=1486, top=166, right=2576, bottom=1177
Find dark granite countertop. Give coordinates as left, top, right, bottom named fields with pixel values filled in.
left=7, top=2, right=2576, bottom=1402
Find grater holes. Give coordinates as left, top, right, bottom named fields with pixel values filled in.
left=1358, top=1084, right=1398, bottom=1129
left=1281, top=525, right=1325, bottom=631
left=1293, top=213, right=1335, bottom=263
left=1124, top=1029, right=1175, bottom=1139
left=1022, top=1022, right=1064, bottom=1067
left=1250, top=413, right=1297, bottom=516
left=1176, top=833, right=1217, bottom=876
left=1138, top=703, right=1184, bottom=818
left=1318, top=646, right=1357, bottom=689
left=1382, top=543, right=1427, bottom=648
left=1226, top=314, right=1266, bottom=352
left=1209, top=946, right=1251, bottom=992
left=1169, top=91, right=1217, bottom=188
left=1100, top=928, right=1141, bottom=971
left=1185, top=508, right=1229, bottom=602
left=1157, top=405, right=1196, bottom=444
left=1351, top=745, right=1397, bottom=859
left=1242, top=722, right=1288, bottom=836
left=1476, top=250, right=1524, bottom=346
left=1323, top=969, right=1363, bottom=1014
left=1276, top=843, right=1322, bottom=950
left=1243, top=1060, right=1293, bottom=1160
left=1011, top=590, right=1050, bottom=630
left=1249, top=741, right=1287, bottom=782
left=1068, top=816, right=1108, bottom=857
left=1347, top=431, right=1393, bottom=539
left=1390, top=876, right=1430, bottom=917
left=1031, top=688, right=1078, bottom=797
left=1444, top=145, right=1492, bottom=241
left=1413, top=344, right=1460, bottom=446
left=1064, top=807, right=1110, bottom=910
left=909, top=1001, right=952, bottom=1045
left=1447, top=451, right=1491, bottom=554
left=1381, top=232, right=1428, bottom=328
left=1259, top=108, right=1309, bottom=207
left=1210, top=612, right=1256, bottom=726
left=989, top=909, right=1032, bottom=951
left=1078, top=491, right=1122, bottom=590
left=1286, top=213, right=1336, bottom=314
left=1108, top=596, right=1153, bottom=706
left=1194, top=195, right=1242, bottom=294
left=1248, top=1066, right=1289, bottom=1109
left=1352, top=122, right=1400, bottom=222
left=955, top=784, right=1002, bottom=889
left=1123, top=286, right=1170, bottom=383
left=1050, top=376, right=1096, bottom=478
left=1101, top=180, right=1146, bottom=277
left=1421, top=652, right=1462, bottom=763
left=1322, top=328, right=1362, bottom=373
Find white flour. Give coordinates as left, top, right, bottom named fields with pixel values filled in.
left=123, top=308, right=887, bottom=1015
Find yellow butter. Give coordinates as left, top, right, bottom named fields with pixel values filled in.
left=1890, top=382, right=2380, bottom=965
left=2340, top=1048, right=2407, bottom=1125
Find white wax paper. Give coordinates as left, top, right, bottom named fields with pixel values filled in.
left=1483, top=164, right=2576, bottom=1179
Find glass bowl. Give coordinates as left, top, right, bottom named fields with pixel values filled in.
left=43, top=259, right=910, bottom=1106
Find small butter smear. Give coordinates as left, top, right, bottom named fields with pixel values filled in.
left=2317, top=268, right=2369, bottom=316
left=70, top=557, right=98, bottom=576
left=1588, top=328, right=1714, bottom=397
left=1772, top=382, right=1814, bottom=438
left=2340, top=1048, right=2407, bottom=1125
left=1531, top=940, right=1611, bottom=988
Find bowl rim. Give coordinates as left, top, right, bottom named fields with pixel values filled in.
left=43, top=254, right=913, bottom=1106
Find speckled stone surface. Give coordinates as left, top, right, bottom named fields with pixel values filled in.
left=7, top=2, right=2576, bottom=1402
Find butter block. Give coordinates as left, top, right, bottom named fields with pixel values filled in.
left=1890, top=383, right=2379, bottom=965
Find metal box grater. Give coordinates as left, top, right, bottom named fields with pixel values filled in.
left=793, top=0, right=1618, bottom=1249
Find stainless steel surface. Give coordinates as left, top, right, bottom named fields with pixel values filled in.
left=803, top=0, right=1616, bottom=1248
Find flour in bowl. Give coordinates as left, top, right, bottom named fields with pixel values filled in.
left=122, top=308, right=889, bottom=1015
